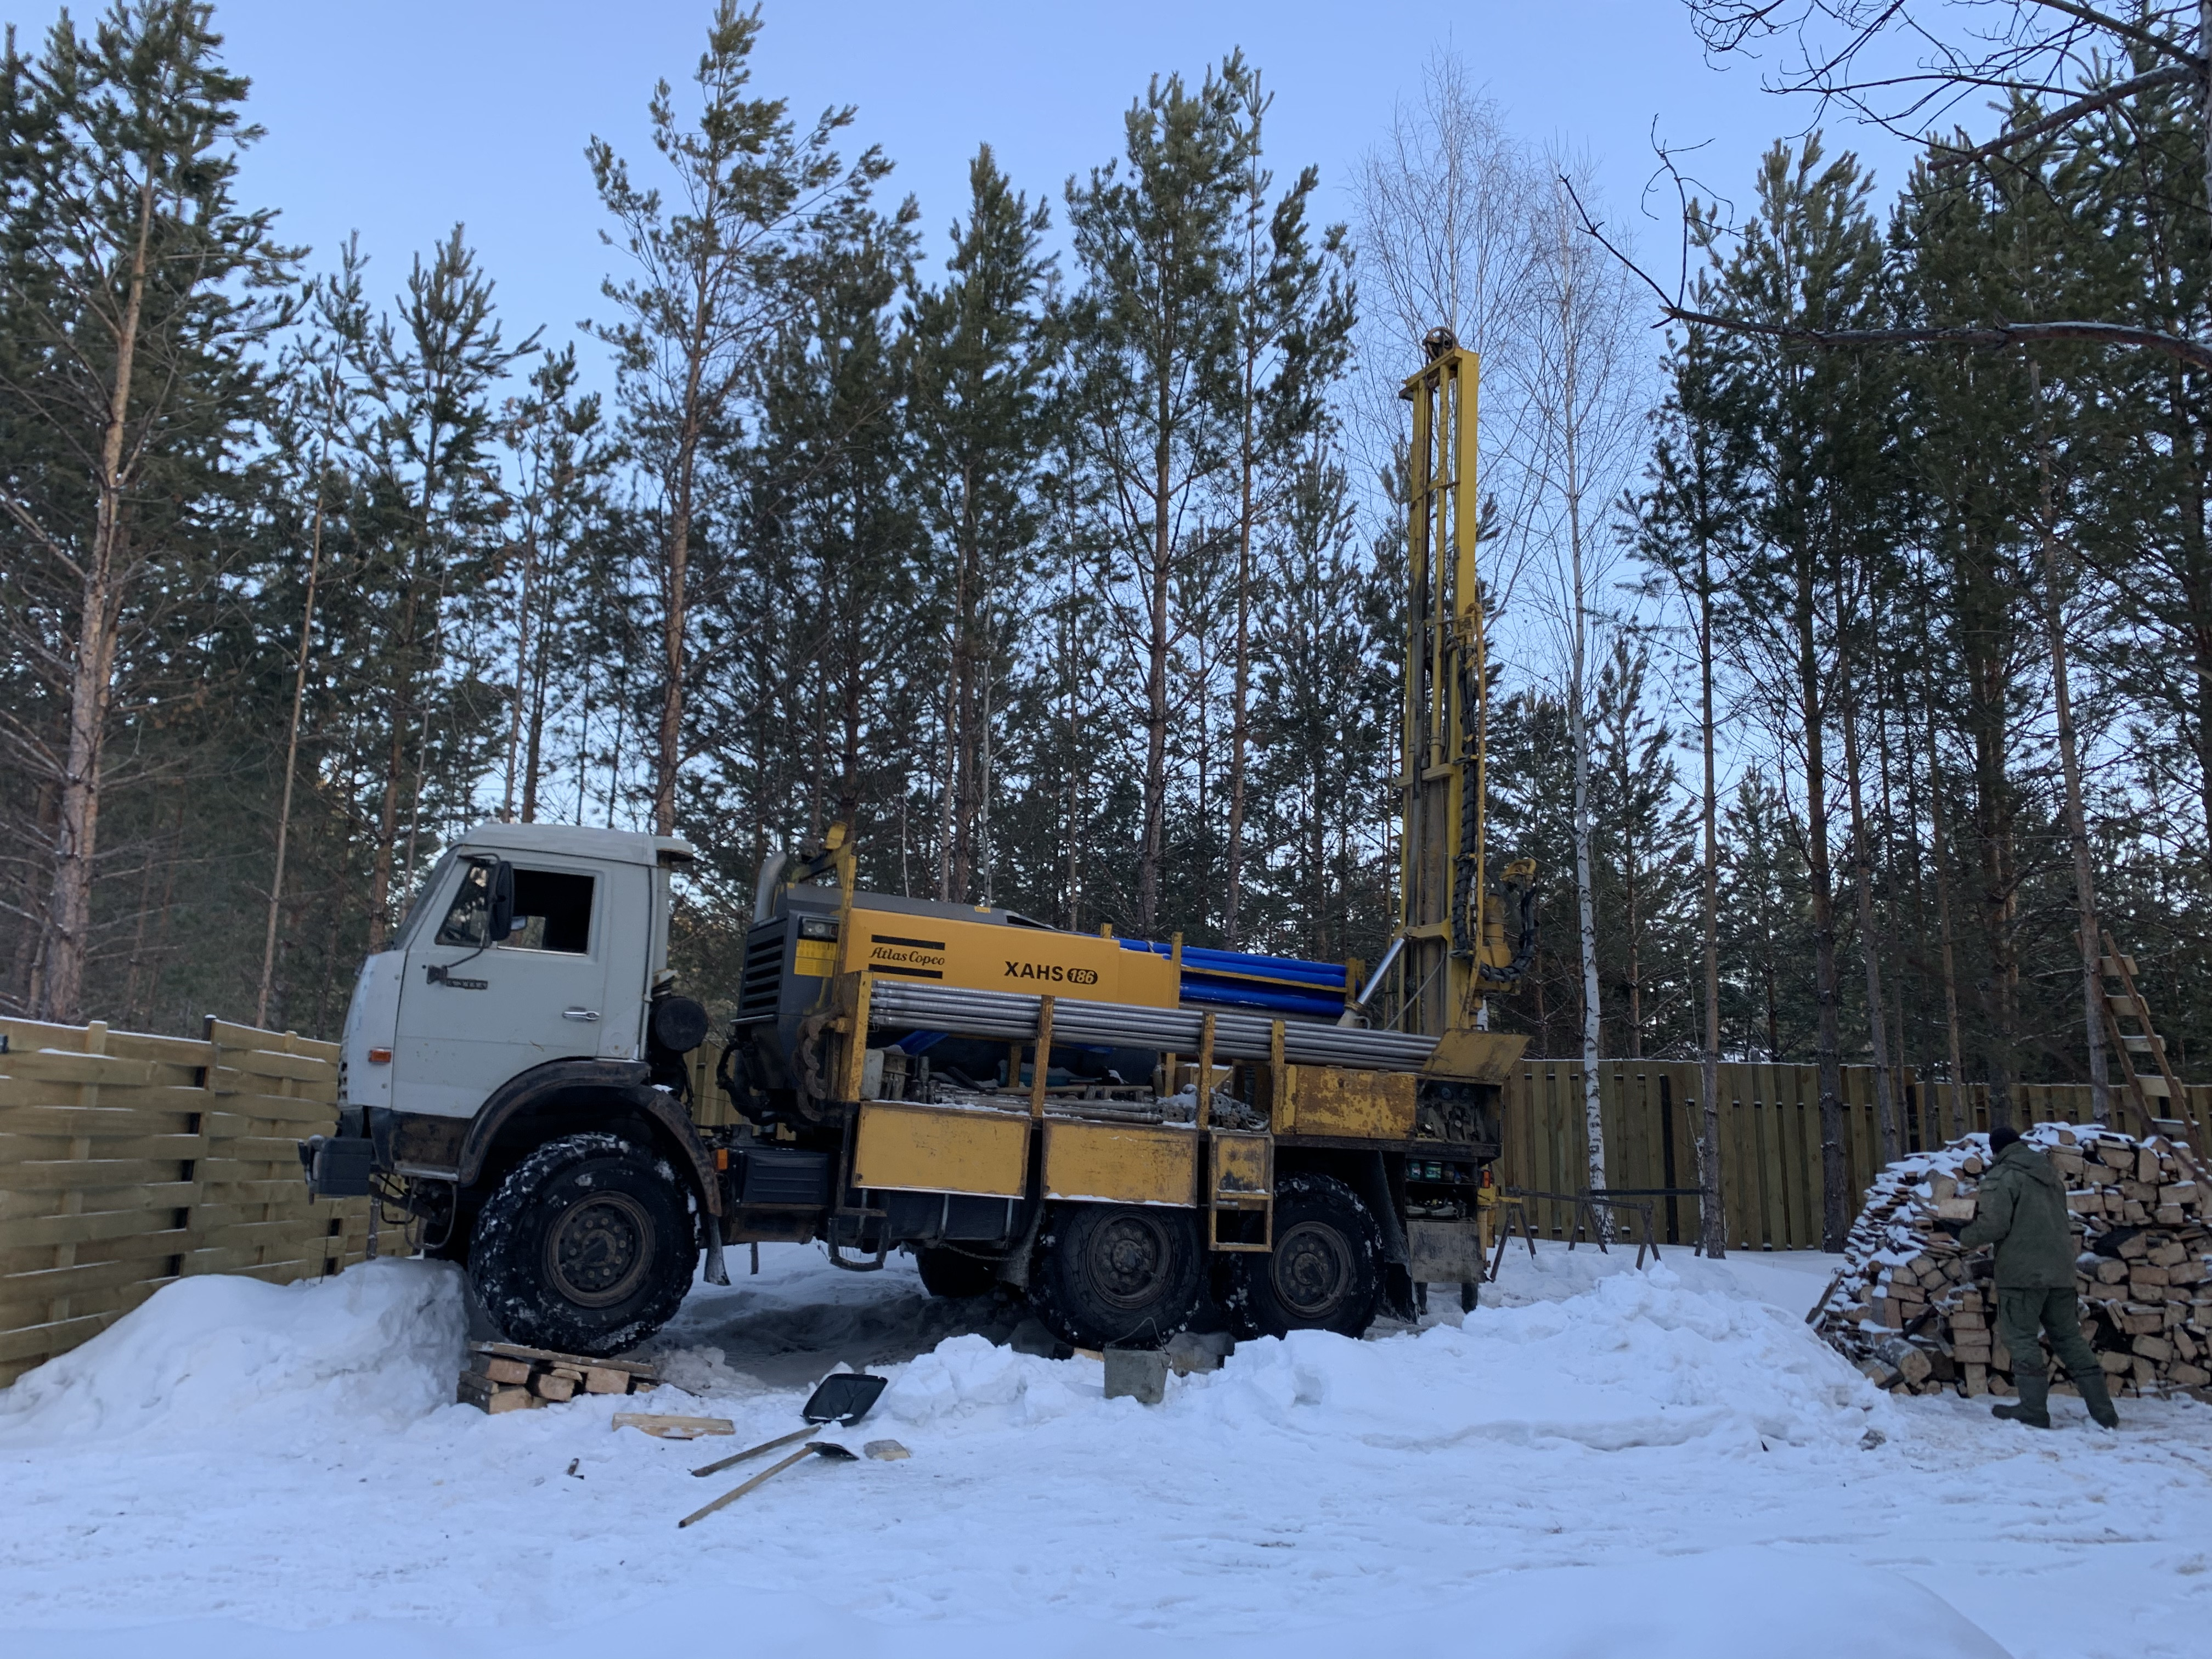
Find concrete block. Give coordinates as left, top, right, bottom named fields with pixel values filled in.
left=1104, top=1346, right=1168, bottom=1404
left=1165, top=1330, right=1231, bottom=1375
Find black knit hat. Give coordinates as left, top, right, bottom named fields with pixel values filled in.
left=1989, top=1125, right=2022, bottom=1154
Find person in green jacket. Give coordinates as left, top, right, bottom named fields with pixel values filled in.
left=1955, top=1125, right=2120, bottom=1429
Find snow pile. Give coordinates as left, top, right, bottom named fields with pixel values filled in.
left=872, top=1260, right=1882, bottom=1454
left=1816, top=1123, right=2212, bottom=1398
left=0, top=1257, right=466, bottom=1448
left=1195, top=1260, right=1882, bottom=1452
left=879, top=1333, right=1095, bottom=1427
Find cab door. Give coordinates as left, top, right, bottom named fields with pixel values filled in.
left=392, top=853, right=616, bottom=1120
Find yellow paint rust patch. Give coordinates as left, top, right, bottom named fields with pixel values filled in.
left=1284, top=1067, right=1416, bottom=1139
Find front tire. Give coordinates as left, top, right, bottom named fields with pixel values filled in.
left=1228, top=1173, right=1384, bottom=1340
left=1030, top=1202, right=1202, bottom=1349
left=469, top=1132, right=697, bottom=1358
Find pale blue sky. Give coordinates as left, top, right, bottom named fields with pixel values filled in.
left=48, top=0, right=1924, bottom=357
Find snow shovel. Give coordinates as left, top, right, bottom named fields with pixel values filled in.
left=688, top=1372, right=888, bottom=1479
left=678, top=1440, right=859, bottom=1528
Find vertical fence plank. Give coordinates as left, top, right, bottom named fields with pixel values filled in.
left=1759, top=1064, right=1792, bottom=1249
left=1726, top=1070, right=1759, bottom=1250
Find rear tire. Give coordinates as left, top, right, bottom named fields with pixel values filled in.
left=914, top=1246, right=1000, bottom=1300
left=1030, top=1202, right=1202, bottom=1349
left=469, top=1132, right=697, bottom=1358
left=1227, top=1173, right=1383, bottom=1340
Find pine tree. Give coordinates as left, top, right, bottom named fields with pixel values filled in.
left=254, top=254, right=374, bottom=1026
left=589, top=0, right=888, bottom=838
left=0, top=1, right=295, bottom=1020
left=1487, top=686, right=1581, bottom=1056
left=354, top=229, right=533, bottom=945
left=1588, top=639, right=1696, bottom=1058
left=1718, top=771, right=1817, bottom=1062
left=1703, top=136, right=1888, bottom=1246
left=711, top=185, right=920, bottom=905
left=1066, top=59, right=1251, bottom=935
left=907, top=145, right=1059, bottom=903
left=1250, top=440, right=1393, bottom=962
left=1633, top=301, right=1749, bottom=1249
left=499, top=345, right=616, bottom=826
left=1220, top=66, right=1354, bottom=946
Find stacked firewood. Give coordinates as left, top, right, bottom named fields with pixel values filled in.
left=457, top=1341, right=660, bottom=1413
left=1815, top=1124, right=2212, bottom=1400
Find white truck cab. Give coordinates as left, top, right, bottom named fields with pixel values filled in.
left=340, top=824, right=677, bottom=1121
left=308, top=823, right=724, bottom=1357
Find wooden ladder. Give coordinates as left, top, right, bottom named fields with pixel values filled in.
left=2097, top=933, right=2200, bottom=1174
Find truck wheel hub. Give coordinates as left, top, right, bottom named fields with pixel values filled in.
left=1273, top=1221, right=1350, bottom=1318
left=545, top=1191, right=653, bottom=1307
left=1089, top=1214, right=1171, bottom=1309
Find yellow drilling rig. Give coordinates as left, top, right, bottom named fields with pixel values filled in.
left=307, top=332, right=1534, bottom=1358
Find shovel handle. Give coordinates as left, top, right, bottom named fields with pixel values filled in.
left=678, top=1445, right=815, bottom=1528
left=691, top=1424, right=812, bottom=1477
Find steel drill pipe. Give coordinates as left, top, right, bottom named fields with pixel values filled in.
left=867, top=984, right=1438, bottom=1071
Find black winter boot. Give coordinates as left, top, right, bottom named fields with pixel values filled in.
left=1993, top=1365, right=2052, bottom=1428
left=2073, top=1367, right=2121, bottom=1429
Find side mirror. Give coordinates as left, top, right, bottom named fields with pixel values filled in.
left=486, top=861, right=516, bottom=943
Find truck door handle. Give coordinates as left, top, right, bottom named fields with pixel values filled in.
left=562, top=1008, right=602, bottom=1022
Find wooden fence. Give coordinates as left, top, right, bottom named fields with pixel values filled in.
left=1500, top=1060, right=2212, bottom=1251
left=0, top=1016, right=371, bottom=1387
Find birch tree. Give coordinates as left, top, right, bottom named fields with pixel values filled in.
left=1519, top=165, right=1643, bottom=1210
left=1350, top=49, right=1543, bottom=614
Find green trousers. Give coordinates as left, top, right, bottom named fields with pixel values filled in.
left=1995, top=1286, right=2104, bottom=1407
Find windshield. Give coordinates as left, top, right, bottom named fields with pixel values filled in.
left=392, top=850, right=460, bottom=951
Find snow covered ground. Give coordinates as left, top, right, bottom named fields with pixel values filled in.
left=3, top=1237, right=2208, bottom=1659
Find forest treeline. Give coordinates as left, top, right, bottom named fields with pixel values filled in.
left=4, top=0, right=2209, bottom=1175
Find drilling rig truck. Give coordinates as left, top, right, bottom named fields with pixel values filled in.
left=301, top=334, right=1533, bottom=1359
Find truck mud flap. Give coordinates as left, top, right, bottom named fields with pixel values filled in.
left=299, top=1135, right=375, bottom=1199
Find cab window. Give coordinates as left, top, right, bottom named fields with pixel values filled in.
left=507, top=868, right=594, bottom=954
left=432, top=860, right=494, bottom=946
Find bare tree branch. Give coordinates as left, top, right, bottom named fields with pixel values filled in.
left=1562, top=174, right=2212, bottom=372
left=1664, top=305, right=2212, bottom=370
left=1929, top=62, right=2202, bottom=168
left=2031, top=0, right=2202, bottom=67
left=1688, top=1, right=2203, bottom=156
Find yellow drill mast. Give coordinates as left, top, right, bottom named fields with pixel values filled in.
left=1396, top=330, right=1529, bottom=1041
